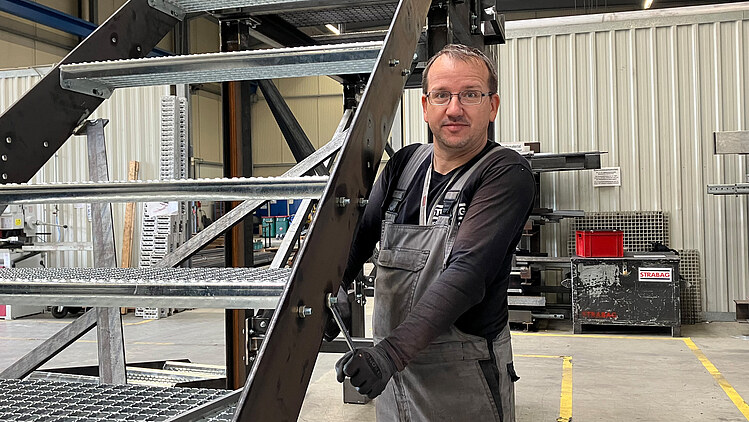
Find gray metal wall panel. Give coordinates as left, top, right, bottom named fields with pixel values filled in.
left=492, top=4, right=749, bottom=313
left=0, top=71, right=168, bottom=268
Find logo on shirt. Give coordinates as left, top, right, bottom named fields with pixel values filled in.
left=431, top=202, right=468, bottom=226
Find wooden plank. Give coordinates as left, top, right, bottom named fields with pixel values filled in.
left=120, top=160, right=139, bottom=315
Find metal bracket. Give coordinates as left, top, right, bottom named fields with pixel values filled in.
left=147, top=0, right=186, bottom=20
left=60, top=77, right=113, bottom=99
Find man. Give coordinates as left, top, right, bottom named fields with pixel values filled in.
left=328, top=44, right=535, bottom=421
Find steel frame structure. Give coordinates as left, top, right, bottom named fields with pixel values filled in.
left=0, top=0, right=508, bottom=420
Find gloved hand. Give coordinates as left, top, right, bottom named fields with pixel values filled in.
left=335, top=343, right=397, bottom=399
left=323, top=284, right=351, bottom=342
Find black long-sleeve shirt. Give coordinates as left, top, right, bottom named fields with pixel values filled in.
left=343, top=141, right=536, bottom=368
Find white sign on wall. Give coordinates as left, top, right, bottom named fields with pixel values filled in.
left=593, top=167, right=621, bottom=187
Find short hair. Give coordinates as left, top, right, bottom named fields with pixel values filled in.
left=421, top=44, right=498, bottom=94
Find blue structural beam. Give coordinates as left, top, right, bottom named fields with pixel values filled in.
left=0, top=0, right=171, bottom=56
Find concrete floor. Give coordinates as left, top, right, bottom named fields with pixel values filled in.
left=1, top=309, right=748, bottom=421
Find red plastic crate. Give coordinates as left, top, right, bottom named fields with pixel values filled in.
left=575, top=230, right=624, bottom=257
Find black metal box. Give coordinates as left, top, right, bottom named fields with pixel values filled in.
left=571, top=254, right=681, bottom=336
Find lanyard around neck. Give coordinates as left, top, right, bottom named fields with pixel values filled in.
left=419, top=158, right=459, bottom=226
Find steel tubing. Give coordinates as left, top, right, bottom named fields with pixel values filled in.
left=0, top=176, right=328, bottom=204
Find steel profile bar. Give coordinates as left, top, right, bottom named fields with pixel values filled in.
left=707, top=184, right=749, bottom=195
left=714, top=130, right=749, bottom=155
left=0, top=310, right=97, bottom=379
left=0, top=0, right=179, bottom=184
left=0, top=176, right=327, bottom=205
left=233, top=0, right=431, bottom=419
left=59, top=42, right=382, bottom=97
left=529, top=152, right=602, bottom=172
left=155, top=112, right=351, bottom=269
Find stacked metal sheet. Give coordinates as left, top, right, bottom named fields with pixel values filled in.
left=139, top=96, right=189, bottom=318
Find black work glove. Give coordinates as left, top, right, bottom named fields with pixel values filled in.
left=335, top=343, right=397, bottom=399
left=323, top=284, right=351, bottom=342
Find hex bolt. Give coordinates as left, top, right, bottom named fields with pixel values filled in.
left=388, top=59, right=400, bottom=67
left=297, top=306, right=313, bottom=318
left=336, top=197, right=351, bottom=208
left=402, top=69, right=411, bottom=77
left=358, top=198, right=369, bottom=208
left=259, top=320, right=268, bottom=328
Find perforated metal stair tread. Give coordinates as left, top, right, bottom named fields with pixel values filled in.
left=166, top=0, right=397, bottom=24
left=0, top=268, right=290, bottom=308
left=59, top=42, right=381, bottom=97
left=0, top=379, right=233, bottom=422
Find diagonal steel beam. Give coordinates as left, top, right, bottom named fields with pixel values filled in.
left=232, top=0, right=431, bottom=419
left=0, top=309, right=97, bottom=379
left=257, top=79, right=327, bottom=176
left=155, top=110, right=352, bottom=269
left=0, top=0, right=179, bottom=184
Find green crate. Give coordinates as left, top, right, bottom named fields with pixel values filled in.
left=262, top=217, right=276, bottom=238
left=275, top=216, right=290, bottom=237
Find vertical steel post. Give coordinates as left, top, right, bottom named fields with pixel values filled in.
left=221, top=18, right=255, bottom=389
left=82, top=119, right=126, bottom=385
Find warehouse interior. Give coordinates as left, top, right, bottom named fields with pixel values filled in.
left=0, top=0, right=748, bottom=421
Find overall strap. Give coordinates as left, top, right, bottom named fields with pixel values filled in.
left=432, top=145, right=505, bottom=221
left=385, top=144, right=433, bottom=223
left=440, top=145, right=505, bottom=266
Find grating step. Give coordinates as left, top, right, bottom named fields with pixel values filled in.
left=0, top=379, right=233, bottom=422
left=60, top=42, right=381, bottom=98
left=163, top=0, right=397, bottom=22
left=0, top=176, right=327, bottom=204
left=0, top=268, right=290, bottom=309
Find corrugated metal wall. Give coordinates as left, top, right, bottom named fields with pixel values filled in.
left=492, top=4, right=749, bottom=314
left=0, top=69, right=169, bottom=267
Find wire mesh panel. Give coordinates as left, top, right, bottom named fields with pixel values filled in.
left=0, top=379, right=232, bottom=422
left=568, top=211, right=670, bottom=255
left=678, top=250, right=703, bottom=324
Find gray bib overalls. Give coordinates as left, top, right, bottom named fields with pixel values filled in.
left=373, top=144, right=517, bottom=422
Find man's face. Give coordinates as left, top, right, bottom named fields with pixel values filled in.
left=421, top=55, right=499, bottom=154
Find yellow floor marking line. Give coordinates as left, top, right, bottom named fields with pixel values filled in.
left=515, top=354, right=573, bottom=422
left=132, top=341, right=175, bottom=345
left=124, top=319, right=155, bottom=326
left=515, top=331, right=683, bottom=341
left=558, top=356, right=573, bottom=422
left=684, top=338, right=749, bottom=420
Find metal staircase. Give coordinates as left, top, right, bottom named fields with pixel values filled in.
left=0, top=0, right=508, bottom=420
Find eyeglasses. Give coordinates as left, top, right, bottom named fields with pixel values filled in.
left=426, top=90, right=495, bottom=106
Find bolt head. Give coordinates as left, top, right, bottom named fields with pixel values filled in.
left=1, top=174, right=7, bottom=180
left=43, top=141, right=49, bottom=148
left=5, top=137, right=11, bottom=144
left=1, top=155, right=6, bottom=161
